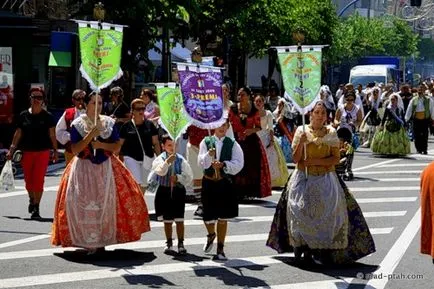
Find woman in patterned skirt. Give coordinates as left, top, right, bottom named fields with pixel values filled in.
left=52, top=92, right=150, bottom=254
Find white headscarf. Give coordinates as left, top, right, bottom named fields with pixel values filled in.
left=318, top=85, right=336, bottom=110
left=368, top=87, right=382, bottom=110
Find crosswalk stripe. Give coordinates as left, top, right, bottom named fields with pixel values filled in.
left=363, top=211, right=406, bottom=217
left=0, top=234, right=51, bottom=249
left=354, top=178, right=420, bottom=182
left=0, top=253, right=294, bottom=288
left=0, top=228, right=393, bottom=261
left=350, top=186, right=419, bottom=192
left=271, top=186, right=419, bottom=195
left=252, top=279, right=354, bottom=289
left=356, top=171, right=422, bottom=175
left=149, top=213, right=403, bottom=228
left=378, top=164, right=428, bottom=168
left=356, top=197, right=417, bottom=203
left=0, top=186, right=58, bottom=199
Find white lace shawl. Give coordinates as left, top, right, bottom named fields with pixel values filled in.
left=71, top=114, right=115, bottom=140
left=292, top=125, right=340, bottom=149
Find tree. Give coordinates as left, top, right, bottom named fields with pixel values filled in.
left=329, top=14, right=419, bottom=65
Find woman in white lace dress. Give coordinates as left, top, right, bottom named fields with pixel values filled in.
left=254, top=94, right=289, bottom=187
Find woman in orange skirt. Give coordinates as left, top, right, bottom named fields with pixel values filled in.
left=421, top=161, right=434, bottom=263
left=51, top=92, right=150, bottom=254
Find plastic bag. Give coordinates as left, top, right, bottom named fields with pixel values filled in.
left=0, top=160, right=15, bottom=192
left=146, top=170, right=159, bottom=195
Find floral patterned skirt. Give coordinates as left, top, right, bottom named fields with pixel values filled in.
left=51, top=156, right=151, bottom=249
left=266, top=171, right=376, bottom=264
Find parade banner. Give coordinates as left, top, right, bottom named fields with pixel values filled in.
left=277, top=46, right=323, bottom=114
left=0, top=47, right=14, bottom=124
left=76, top=21, right=124, bottom=90
left=176, top=63, right=225, bottom=129
left=155, top=83, right=190, bottom=141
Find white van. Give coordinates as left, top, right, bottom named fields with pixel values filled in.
left=349, top=65, right=398, bottom=87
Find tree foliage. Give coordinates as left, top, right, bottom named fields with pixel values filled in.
left=214, top=0, right=338, bottom=58
left=329, top=14, right=419, bottom=64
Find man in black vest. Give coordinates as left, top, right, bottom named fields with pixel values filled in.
left=198, top=120, right=244, bottom=261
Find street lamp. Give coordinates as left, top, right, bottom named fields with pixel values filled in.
left=394, top=1, right=434, bottom=31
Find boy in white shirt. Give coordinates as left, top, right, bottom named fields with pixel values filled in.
left=198, top=120, right=244, bottom=261
left=152, top=134, right=193, bottom=255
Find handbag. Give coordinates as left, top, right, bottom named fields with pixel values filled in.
left=0, top=160, right=15, bottom=192
left=132, top=120, right=155, bottom=171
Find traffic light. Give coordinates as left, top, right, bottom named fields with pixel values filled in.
left=410, top=0, right=422, bottom=7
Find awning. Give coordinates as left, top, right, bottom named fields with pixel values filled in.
left=48, top=31, right=74, bottom=67
left=48, top=51, right=71, bottom=67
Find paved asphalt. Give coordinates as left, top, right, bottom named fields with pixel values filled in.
left=0, top=141, right=433, bottom=289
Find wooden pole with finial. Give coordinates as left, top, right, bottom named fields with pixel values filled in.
left=292, top=30, right=308, bottom=178
left=92, top=2, right=105, bottom=155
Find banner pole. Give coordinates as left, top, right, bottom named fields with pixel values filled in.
left=296, top=42, right=308, bottom=178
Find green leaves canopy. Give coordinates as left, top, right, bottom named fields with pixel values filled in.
left=329, top=14, right=419, bottom=64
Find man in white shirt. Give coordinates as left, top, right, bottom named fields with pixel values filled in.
left=55, top=89, right=86, bottom=164
left=198, top=120, right=244, bottom=261
left=405, top=85, right=434, bottom=154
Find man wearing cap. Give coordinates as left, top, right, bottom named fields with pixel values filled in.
left=55, top=89, right=86, bottom=165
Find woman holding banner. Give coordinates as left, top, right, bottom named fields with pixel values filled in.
left=229, top=87, right=271, bottom=199
left=266, top=100, right=375, bottom=265
left=51, top=92, right=150, bottom=254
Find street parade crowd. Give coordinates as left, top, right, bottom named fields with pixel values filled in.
left=3, top=77, right=434, bottom=264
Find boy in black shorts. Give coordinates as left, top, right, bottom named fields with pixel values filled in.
left=152, top=135, right=193, bottom=255
left=198, top=120, right=244, bottom=261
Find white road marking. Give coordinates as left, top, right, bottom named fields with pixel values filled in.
left=365, top=208, right=421, bottom=289
left=356, top=171, right=422, bottom=175
left=0, top=253, right=298, bottom=288
left=363, top=211, right=406, bottom=217
left=357, top=197, right=417, bottom=203
left=0, top=228, right=393, bottom=261
left=252, top=279, right=355, bottom=289
left=272, top=186, right=419, bottom=195
left=354, top=178, right=420, bottom=182
left=353, top=159, right=399, bottom=172
left=378, top=163, right=428, bottom=168
left=350, top=186, right=419, bottom=192
left=0, top=234, right=51, bottom=249
left=0, top=186, right=58, bottom=198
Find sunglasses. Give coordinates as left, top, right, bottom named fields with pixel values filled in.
left=346, top=99, right=355, bottom=102
left=31, top=95, right=43, bottom=100
left=133, top=107, right=146, bottom=111
left=74, top=97, right=85, bottom=101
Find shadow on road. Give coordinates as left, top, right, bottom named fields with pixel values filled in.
left=273, top=255, right=378, bottom=278
left=123, top=274, right=176, bottom=287
left=193, top=260, right=270, bottom=288
left=54, top=249, right=156, bottom=268
left=3, top=215, right=53, bottom=223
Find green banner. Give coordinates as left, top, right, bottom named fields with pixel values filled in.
left=278, top=48, right=322, bottom=113
left=77, top=21, right=123, bottom=90
left=156, top=84, right=190, bottom=141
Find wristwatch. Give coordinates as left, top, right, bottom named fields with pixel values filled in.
left=222, top=162, right=228, bottom=174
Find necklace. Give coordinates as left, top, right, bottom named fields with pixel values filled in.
left=309, top=125, right=325, bottom=136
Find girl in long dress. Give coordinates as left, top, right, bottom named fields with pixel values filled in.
left=371, top=93, right=410, bottom=156
left=267, top=101, right=375, bottom=265
left=51, top=93, right=150, bottom=253
left=254, top=94, right=289, bottom=187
